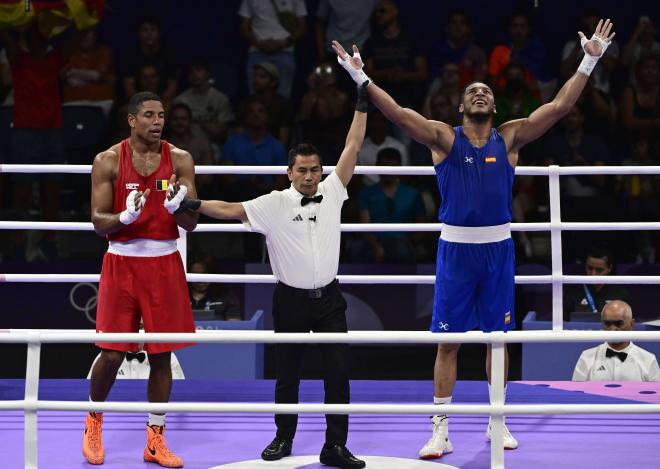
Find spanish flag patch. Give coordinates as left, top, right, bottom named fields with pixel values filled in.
left=156, top=180, right=169, bottom=191
left=504, top=311, right=511, bottom=325
left=485, top=156, right=497, bottom=163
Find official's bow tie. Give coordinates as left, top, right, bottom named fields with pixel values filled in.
left=606, top=348, right=628, bottom=362
left=301, top=195, right=323, bottom=206
left=126, top=351, right=146, bottom=363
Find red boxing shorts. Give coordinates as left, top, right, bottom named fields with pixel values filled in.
left=96, top=251, right=195, bottom=354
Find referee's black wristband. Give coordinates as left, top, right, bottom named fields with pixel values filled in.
left=355, top=81, right=370, bottom=113
left=174, top=197, right=201, bottom=214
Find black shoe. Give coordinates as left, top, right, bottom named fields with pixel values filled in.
left=261, top=437, right=292, bottom=461
left=319, top=444, right=366, bottom=468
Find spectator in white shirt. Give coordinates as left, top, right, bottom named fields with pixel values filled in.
left=173, top=60, right=233, bottom=145
left=358, top=110, right=409, bottom=186
left=170, top=82, right=369, bottom=468
left=239, top=0, right=307, bottom=98
left=315, top=0, right=378, bottom=61
left=573, top=300, right=660, bottom=381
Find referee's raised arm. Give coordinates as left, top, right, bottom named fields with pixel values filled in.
left=334, top=82, right=369, bottom=187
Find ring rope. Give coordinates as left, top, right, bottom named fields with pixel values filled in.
left=3, top=163, right=659, bottom=469
left=3, top=221, right=660, bottom=232
left=1, top=273, right=659, bottom=284
left=1, top=163, right=660, bottom=176
left=3, top=329, right=660, bottom=344
left=2, top=400, right=660, bottom=415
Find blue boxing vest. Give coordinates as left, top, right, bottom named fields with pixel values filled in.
left=434, top=126, right=514, bottom=227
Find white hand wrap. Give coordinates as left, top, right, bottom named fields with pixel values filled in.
left=577, top=34, right=610, bottom=76
left=336, top=51, right=370, bottom=85
left=164, top=184, right=188, bottom=214
left=119, top=190, right=145, bottom=225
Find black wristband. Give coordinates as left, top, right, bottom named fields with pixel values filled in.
left=355, top=81, right=370, bottom=113
left=174, top=197, right=201, bottom=214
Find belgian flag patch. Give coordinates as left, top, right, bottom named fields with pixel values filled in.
left=156, top=180, right=169, bottom=191
left=504, top=311, right=511, bottom=325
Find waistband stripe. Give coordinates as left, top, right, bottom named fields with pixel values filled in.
left=440, top=223, right=511, bottom=244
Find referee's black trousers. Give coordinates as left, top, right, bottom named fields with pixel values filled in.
left=272, top=280, right=350, bottom=445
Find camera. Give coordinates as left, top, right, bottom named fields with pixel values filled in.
left=314, top=65, right=333, bottom=76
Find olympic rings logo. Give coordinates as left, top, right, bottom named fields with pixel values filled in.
left=69, top=283, right=98, bottom=324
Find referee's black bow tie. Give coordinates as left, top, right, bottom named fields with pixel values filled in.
left=606, top=348, right=628, bottom=362
left=301, top=195, right=323, bottom=206
left=126, top=351, right=146, bottom=363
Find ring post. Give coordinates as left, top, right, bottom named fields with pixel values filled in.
left=490, top=334, right=505, bottom=468
left=548, top=165, right=564, bottom=331
left=24, top=331, right=42, bottom=469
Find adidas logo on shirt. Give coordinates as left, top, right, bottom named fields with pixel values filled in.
left=292, top=214, right=303, bottom=221
left=596, top=365, right=606, bottom=372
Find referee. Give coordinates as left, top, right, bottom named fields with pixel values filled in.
left=176, top=83, right=369, bottom=468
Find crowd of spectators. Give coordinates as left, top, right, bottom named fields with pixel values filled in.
left=0, top=2, right=658, bottom=268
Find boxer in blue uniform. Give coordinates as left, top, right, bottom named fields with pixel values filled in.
left=333, top=18, right=616, bottom=458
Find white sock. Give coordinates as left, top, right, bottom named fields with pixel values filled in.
left=487, top=384, right=507, bottom=424
left=433, top=396, right=451, bottom=421
left=148, top=413, right=166, bottom=427
left=89, top=396, right=101, bottom=417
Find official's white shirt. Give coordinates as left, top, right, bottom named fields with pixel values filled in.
left=357, top=136, right=410, bottom=186
left=572, top=342, right=660, bottom=382
left=242, top=171, right=348, bottom=289
left=86, top=352, right=185, bottom=380
left=238, top=0, right=307, bottom=52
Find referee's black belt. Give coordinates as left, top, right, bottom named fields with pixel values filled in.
left=277, top=279, right=339, bottom=299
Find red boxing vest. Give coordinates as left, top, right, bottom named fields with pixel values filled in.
left=107, top=139, right=179, bottom=242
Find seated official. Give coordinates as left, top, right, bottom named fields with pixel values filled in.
left=188, top=259, right=243, bottom=320
left=572, top=300, right=660, bottom=381
left=87, top=351, right=185, bottom=380
left=563, top=246, right=630, bottom=321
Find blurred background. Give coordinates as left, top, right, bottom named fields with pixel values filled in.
left=0, top=0, right=658, bottom=382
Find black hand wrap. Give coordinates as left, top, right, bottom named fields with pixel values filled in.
left=355, top=81, right=371, bottom=113
left=174, top=197, right=202, bottom=215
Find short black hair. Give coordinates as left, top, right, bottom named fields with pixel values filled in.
left=447, top=9, right=470, bottom=24
left=586, top=244, right=614, bottom=267
left=510, top=7, right=532, bottom=24
left=460, top=81, right=493, bottom=102
left=288, top=143, right=322, bottom=168
left=137, top=15, right=161, bottom=32
left=240, top=97, right=267, bottom=125
left=170, top=102, right=192, bottom=119
left=188, top=59, right=211, bottom=73
left=376, top=147, right=402, bottom=165
left=127, top=91, right=162, bottom=115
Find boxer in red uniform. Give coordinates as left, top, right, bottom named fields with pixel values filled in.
left=84, top=92, right=198, bottom=467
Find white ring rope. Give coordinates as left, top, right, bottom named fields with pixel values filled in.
left=3, top=164, right=659, bottom=469
left=2, top=400, right=660, bottom=415
left=2, top=163, right=660, bottom=176
left=1, top=273, right=659, bottom=284
left=3, top=329, right=660, bottom=344
left=5, top=328, right=660, bottom=469
left=3, top=221, right=660, bottom=232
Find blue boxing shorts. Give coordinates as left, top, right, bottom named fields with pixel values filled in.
left=431, top=233, right=515, bottom=333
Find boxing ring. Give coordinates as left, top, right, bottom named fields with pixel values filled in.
left=1, top=163, right=660, bottom=469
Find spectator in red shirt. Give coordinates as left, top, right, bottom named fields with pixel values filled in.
left=0, top=24, right=80, bottom=260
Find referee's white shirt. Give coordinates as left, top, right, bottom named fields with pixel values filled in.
left=572, top=342, right=660, bottom=381
left=242, top=171, right=348, bottom=289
